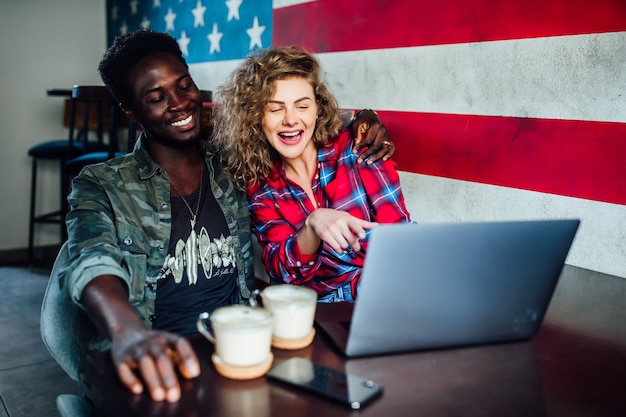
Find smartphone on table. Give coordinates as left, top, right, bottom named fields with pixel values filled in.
left=267, top=357, right=383, bottom=409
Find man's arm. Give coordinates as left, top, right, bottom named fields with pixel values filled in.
left=82, top=275, right=200, bottom=403
left=347, top=109, right=397, bottom=165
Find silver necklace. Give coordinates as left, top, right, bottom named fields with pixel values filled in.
left=170, top=162, right=203, bottom=230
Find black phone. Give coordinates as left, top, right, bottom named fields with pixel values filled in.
left=267, top=357, right=383, bottom=409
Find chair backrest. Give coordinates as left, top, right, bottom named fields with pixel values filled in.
left=68, top=85, right=120, bottom=159
left=199, top=90, right=215, bottom=139
left=40, top=242, right=81, bottom=382
left=200, top=90, right=212, bottom=102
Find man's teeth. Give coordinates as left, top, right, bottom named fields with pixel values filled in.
left=172, top=115, right=192, bottom=127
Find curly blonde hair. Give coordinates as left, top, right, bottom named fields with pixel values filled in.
left=213, top=46, right=343, bottom=190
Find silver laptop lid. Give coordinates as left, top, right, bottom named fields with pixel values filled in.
left=345, top=219, right=580, bottom=357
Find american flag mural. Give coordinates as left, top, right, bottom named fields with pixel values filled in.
left=107, top=0, right=626, bottom=278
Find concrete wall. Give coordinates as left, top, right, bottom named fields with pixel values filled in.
left=0, top=1, right=106, bottom=257
left=190, top=2, right=626, bottom=280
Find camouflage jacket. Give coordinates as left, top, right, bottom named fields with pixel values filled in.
left=59, top=136, right=253, bottom=356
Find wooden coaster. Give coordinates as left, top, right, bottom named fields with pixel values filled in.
left=211, top=353, right=274, bottom=380
left=271, top=328, right=316, bottom=350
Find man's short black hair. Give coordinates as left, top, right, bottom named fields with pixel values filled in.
left=98, top=29, right=188, bottom=108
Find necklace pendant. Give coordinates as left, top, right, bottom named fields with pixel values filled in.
left=190, top=215, right=197, bottom=230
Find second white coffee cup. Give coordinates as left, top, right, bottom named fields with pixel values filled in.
left=250, top=284, right=317, bottom=348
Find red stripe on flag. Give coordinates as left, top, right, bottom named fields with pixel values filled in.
left=378, top=111, right=626, bottom=206
left=274, top=0, right=626, bottom=52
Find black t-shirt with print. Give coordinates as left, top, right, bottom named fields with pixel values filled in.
left=153, top=160, right=238, bottom=335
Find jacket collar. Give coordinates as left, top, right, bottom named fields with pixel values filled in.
left=133, top=132, right=217, bottom=180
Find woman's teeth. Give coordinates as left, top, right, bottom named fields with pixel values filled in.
left=280, top=131, right=300, bottom=139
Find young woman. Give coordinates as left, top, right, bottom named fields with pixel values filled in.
left=214, top=46, right=412, bottom=302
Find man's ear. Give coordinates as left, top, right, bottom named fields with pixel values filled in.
left=119, top=103, right=142, bottom=138
left=119, top=103, right=134, bottom=120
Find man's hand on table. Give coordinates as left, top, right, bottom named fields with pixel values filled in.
left=111, top=325, right=200, bottom=402
left=82, top=275, right=201, bottom=402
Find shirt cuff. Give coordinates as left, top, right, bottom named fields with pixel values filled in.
left=291, top=239, right=319, bottom=268
left=64, top=255, right=130, bottom=308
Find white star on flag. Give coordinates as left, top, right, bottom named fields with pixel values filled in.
left=140, top=16, right=150, bottom=29
left=247, top=16, right=265, bottom=50
left=192, top=0, right=206, bottom=28
left=208, top=23, right=223, bottom=54
left=226, top=0, right=243, bottom=21
left=178, top=30, right=191, bottom=56
left=130, top=0, right=138, bottom=15
left=164, top=8, right=176, bottom=31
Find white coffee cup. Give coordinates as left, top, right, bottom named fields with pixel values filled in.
left=250, top=285, right=317, bottom=342
left=197, top=305, right=273, bottom=368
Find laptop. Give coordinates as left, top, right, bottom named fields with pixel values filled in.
left=315, top=219, right=580, bottom=357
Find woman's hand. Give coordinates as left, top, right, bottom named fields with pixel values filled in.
left=351, top=110, right=396, bottom=165
left=300, top=208, right=378, bottom=254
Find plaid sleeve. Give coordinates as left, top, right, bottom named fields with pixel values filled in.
left=247, top=184, right=321, bottom=286
left=357, top=156, right=412, bottom=223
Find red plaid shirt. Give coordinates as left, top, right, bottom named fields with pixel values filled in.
left=247, top=129, right=412, bottom=295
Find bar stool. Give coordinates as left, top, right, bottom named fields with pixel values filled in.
left=27, top=86, right=112, bottom=264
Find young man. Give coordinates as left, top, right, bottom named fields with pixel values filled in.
left=60, top=28, right=395, bottom=407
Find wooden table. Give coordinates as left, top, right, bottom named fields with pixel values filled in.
left=86, top=265, right=626, bottom=417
